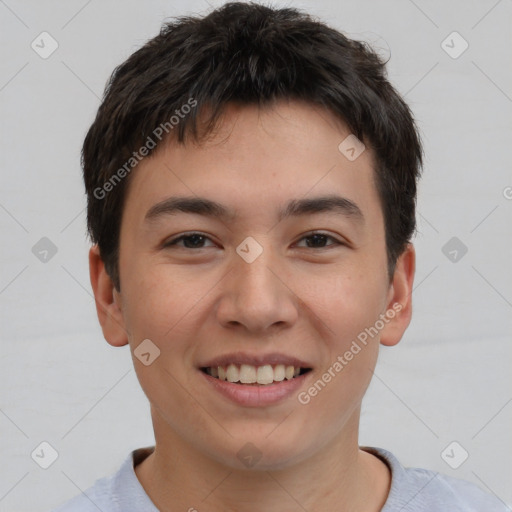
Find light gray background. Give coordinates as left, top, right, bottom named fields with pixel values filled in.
left=1, top=0, right=511, bottom=510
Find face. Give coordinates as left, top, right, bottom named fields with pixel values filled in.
left=91, top=100, right=414, bottom=470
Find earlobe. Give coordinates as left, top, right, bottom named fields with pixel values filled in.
left=379, top=244, right=415, bottom=347
left=89, top=245, right=129, bottom=347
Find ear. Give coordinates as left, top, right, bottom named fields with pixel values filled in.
left=379, top=243, right=415, bottom=347
left=89, top=244, right=128, bottom=347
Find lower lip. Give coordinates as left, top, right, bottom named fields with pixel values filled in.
left=199, top=369, right=312, bottom=407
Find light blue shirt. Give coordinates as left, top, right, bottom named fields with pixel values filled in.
left=52, top=446, right=509, bottom=511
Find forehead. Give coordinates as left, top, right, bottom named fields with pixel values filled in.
left=121, top=100, right=382, bottom=231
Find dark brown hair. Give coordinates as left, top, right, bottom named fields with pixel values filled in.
left=82, top=1, right=423, bottom=291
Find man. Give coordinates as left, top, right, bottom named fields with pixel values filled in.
left=54, top=2, right=507, bottom=510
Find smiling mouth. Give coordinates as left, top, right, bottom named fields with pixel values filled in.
left=200, top=364, right=312, bottom=385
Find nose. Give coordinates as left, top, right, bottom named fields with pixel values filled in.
left=215, top=243, right=299, bottom=334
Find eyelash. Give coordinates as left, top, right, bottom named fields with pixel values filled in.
left=163, top=231, right=344, bottom=250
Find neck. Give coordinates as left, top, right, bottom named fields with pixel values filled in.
left=135, top=407, right=390, bottom=512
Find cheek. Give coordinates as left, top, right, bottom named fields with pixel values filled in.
left=120, top=266, right=203, bottom=417
left=296, top=275, right=382, bottom=427
left=120, top=261, right=208, bottom=341
left=301, top=267, right=387, bottom=344
left=296, top=267, right=385, bottom=402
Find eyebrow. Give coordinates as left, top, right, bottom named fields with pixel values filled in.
left=144, top=194, right=364, bottom=224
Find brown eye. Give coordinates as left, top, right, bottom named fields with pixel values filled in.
left=164, top=233, right=215, bottom=249
left=296, top=232, right=342, bottom=249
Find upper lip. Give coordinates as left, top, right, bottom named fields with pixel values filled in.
left=199, top=352, right=313, bottom=369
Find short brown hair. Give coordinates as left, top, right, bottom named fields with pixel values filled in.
left=82, top=1, right=423, bottom=291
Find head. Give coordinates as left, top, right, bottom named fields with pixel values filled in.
left=86, top=2, right=422, bottom=469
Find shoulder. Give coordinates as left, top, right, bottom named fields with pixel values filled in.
left=50, top=474, right=113, bottom=512
left=402, top=466, right=507, bottom=511
left=50, top=447, right=157, bottom=512
left=363, top=447, right=509, bottom=512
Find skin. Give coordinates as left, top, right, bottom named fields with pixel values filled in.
left=89, top=99, right=415, bottom=512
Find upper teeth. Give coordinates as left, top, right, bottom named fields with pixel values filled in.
left=206, top=364, right=301, bottom=384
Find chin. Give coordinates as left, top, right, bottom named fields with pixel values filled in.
left=208, top=429, right=314, bottom=471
